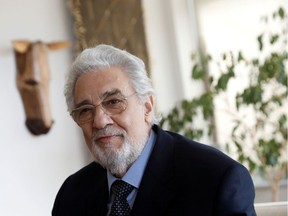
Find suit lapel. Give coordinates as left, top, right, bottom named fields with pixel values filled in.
left=83, top=163, right=109, bottom=216
left=131, top=125, right=175, bottom=215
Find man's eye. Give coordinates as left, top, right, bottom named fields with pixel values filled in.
left=110, top=99, right=121, bottom=104
left=103, top=98, right=123, bottom=107
left=79, top=107, right=93, bottom=116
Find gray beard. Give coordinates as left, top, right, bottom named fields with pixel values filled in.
left=91, top=127, right=148, bottom=176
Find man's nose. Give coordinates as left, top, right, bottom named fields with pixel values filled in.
left=92, top=106, right=113, bottom=129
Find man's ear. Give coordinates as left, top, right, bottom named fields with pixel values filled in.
left=144, top=95, right=154, bottom=122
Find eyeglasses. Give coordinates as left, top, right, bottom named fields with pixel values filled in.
left=71, top=92, right=136, bottom=125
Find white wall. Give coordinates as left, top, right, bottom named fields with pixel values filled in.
left=142, top=0, right=204, bottom=112
left=0, top=1, right=90, bottom=215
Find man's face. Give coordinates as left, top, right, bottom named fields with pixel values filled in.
left=73, top=67, right=154, bottom=176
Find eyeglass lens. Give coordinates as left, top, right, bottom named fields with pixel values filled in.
left=72, top=93, right=128, bottom=124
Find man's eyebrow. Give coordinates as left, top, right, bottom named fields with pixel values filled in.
left=74, top=89, right=123, bottom=108
left=74, top=100, right=91, bottom=109
left=100, top=89, right=122, bottom=99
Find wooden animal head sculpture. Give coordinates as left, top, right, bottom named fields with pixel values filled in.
left=12, top=40, right=69, bottom=135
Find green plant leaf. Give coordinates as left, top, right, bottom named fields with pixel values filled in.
left=192, top=64, right=205, bottom=80
left=215, top=68, right=235, bottom=92
left=270, top=34, right=279, bottom=45
left=257, top=34, right=264, bottom=51
left=278, top=7, right=285, bottom=19
left=237, top=51, right=245, bottom=62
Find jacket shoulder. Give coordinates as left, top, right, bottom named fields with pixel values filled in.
left=52, top=162, right=108, bottom=216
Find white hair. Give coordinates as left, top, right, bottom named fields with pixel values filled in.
left=64, top=44, right=160, bottom=125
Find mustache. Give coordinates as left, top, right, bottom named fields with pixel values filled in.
left=93, top=126, right=126, bottom=140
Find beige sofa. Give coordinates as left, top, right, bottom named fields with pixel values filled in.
left=255, top=202, right=287, bottom=216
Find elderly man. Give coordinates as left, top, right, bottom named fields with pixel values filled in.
left=52, top=44, right=256, bottom=216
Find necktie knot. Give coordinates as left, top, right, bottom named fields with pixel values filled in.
left=109, top=180, right=134, bottom=216
left=111, top=180, right=134, bottom=199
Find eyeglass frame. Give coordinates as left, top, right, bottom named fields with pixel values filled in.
left=70, top=92, right=137, bottom=125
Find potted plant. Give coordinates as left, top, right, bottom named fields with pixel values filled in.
left=160, top=7, right=287, bottom=201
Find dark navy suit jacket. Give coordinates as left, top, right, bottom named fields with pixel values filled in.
left=52, top=125, right=256, bottom=216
